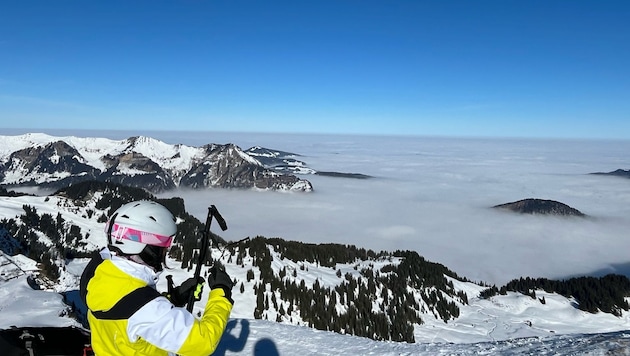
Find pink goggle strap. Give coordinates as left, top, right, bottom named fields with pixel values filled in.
left=107, top=223, right=173, bottom=248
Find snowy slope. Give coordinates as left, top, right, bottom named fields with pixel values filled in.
left=2, top=190, right=630, bottom=354
left=2, top=273, right=630, bottom=355
left=0, top=194, right=107, bottom=251
left=0, top=274, right=78, bottom=329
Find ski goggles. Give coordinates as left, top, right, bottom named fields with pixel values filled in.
left=107, top=223, right=174, bottom=248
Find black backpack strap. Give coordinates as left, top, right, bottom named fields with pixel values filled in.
left=79, top=251, right=104, bottom=306
left=92, top=286, right=161, bottom=320
left=80, top=250, right=162, bottom=320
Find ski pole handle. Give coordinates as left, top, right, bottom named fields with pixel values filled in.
left=210, top=205, right=228, bottom=231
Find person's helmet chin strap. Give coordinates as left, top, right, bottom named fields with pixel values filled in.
left=106, top=213, right=118, bottom=246
left=139, top=244, right=165, bottom=272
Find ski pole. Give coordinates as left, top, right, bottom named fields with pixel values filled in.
left=186, top=205, right=227, bottom=313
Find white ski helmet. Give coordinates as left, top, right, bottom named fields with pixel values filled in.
left=105, top=200, right=177, bottom=255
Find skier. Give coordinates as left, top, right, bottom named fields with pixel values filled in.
left=80, top=200, right=234, bottom=356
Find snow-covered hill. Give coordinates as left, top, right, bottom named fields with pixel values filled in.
left=3, top=255, right=630, bottom=355
left=0, top=133, right=313, bottom=192
left=2, top=271, right=630, bottom=355
left=1, top=186, right=630, bottom=355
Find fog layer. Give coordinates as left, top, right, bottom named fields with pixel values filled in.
left=28, top=131, right=623, bottom=286
left=158, top=134, right=630, bottom=286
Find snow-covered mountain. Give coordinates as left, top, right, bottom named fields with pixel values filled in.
left=2, top=183, right=630, bottom=355
left=244, top=146, right=316, bottom=175
left=0, top=133, right=313, bottom=192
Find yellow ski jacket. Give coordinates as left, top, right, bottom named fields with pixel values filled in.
left=81, top=248, right=232, bottom=356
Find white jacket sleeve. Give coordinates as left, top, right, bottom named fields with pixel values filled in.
left=127, top=288, right=233, bottom=356
left=127, top=296, right=195, bottom=353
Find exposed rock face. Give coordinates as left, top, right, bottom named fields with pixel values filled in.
left=100, top=151, right=176, bottom=192
left=0, top=135, right=313, bottom=193
left=4, top=141, right=99, bottom=185
left=179, top=144, right=310, bottom=191
left=493, top=198, right=586, bottom=217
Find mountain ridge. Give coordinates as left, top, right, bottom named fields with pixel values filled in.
left=0, top=133, right=313, bottom=193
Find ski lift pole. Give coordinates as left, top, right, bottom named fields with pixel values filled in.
left=186, top=205, right=228, bottom=313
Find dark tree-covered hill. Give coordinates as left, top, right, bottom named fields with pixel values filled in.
left=591, top=169, right=630, bottom=179
left=493, top=198, right=586, bottom=217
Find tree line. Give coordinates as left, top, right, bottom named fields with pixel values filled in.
left=481, top=275, right=630, bottom=316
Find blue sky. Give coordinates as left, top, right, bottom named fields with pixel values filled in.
left=1, top=1, right=628, bottom=139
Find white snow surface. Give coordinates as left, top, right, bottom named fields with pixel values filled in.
left=2, top=270, right=630, bottom=355
left=0, top=274, right=78, bottom=329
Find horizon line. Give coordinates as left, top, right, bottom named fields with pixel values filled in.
left=1, top=127, right=629, bottom=143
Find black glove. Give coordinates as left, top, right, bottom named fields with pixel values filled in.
left=164, top=275, right=205, bottom=307
left=208, top=264, right=234, bottom=304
